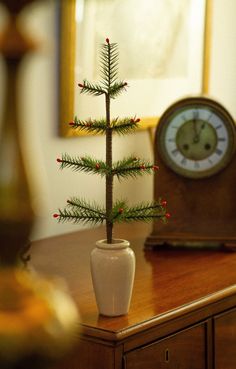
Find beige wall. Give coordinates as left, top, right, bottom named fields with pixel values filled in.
left=209, top=0, right=236, bottom=117
left=1, top=0, right=236, bottom=241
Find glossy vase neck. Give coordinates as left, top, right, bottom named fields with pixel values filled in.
left=96, top=239, right=130, bottom=250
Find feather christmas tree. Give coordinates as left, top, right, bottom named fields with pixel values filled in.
left=54, top=38, right=170, bottom=244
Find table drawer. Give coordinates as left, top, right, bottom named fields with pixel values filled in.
left=214, top=307, right=236, bottom=369
left=124, top=323, right=206, bottom=369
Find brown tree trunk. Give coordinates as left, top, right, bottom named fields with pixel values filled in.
left=105, top=94, right=113, bottom=243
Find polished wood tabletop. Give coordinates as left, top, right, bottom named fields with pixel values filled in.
left=31, top=223, right=236, bottom=341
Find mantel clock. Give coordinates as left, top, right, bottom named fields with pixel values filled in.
left=145, top=96, right=236, bottom=249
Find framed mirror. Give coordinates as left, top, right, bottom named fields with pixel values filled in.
left=59, top=0, right=211, bottom=137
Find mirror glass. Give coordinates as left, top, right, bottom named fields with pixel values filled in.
left=59, top=0, right=208, bottom=136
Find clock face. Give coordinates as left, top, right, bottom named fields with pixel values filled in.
left=157, top=97, right=236, bottom=178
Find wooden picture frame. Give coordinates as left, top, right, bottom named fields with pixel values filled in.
left=59, top=0, right=211, bottom=137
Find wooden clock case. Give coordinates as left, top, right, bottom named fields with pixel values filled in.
left=145, top=98, right=236, bottom=250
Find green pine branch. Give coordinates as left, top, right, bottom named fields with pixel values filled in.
left=70, top=117, right=107, bottom=134
left=78, top=80, right=106, bottom=96
left=109, top=81, right=128, bottom=99
left=111, top=200, right=168, bottom=223
left=79, top=78, right=126, bottom=98
left=54, top=208, right=105, bottom=225
left=112, top=117, right=140, bottom=134
left=78, top=41, right=127, bottom=99
left=100, top=42, right=119, bottom=86
left=112, top=156, right=159, bottom=180
left=54, top=198, right=106, bottom=225
left=67, top=198, right=106, bottom=217
left=54, top=198, right=168, bottom=226
left=69, top=117, right=140, bottom=135
left=57, top=154, right=159, bottom=180
left=100, top=42, right=119, bottom=87
left=57, top=154, right=108, bottom=177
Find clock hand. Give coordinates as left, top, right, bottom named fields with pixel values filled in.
left=197, top=122, right=206, bottom=140
left=193, top=120, right=206, bottom=143
left=193, top=119, right=200, bottom=143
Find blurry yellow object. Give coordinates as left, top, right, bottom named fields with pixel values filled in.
left=0, top=267, right=79, bottom=365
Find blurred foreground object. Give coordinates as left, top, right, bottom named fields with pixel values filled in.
left=0, top=2, right=80, bottom=368
left=0, top=0, right=36, bottom=265
left=0, top=267, right=79, bottom=369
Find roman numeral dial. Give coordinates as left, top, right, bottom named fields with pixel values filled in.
left=156, top=97, right=236, bottom=179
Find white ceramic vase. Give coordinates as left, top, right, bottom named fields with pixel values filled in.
left=90, top=239, right=135, bottom=317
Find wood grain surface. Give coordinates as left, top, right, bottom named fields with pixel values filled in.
left=31, top=223, right=236, bottom=342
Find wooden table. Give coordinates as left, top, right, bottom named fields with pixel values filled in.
left=31, top=223, right=236, bottom=369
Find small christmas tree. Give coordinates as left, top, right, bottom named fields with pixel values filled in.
left=54, top=38, right=170, bottom=243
